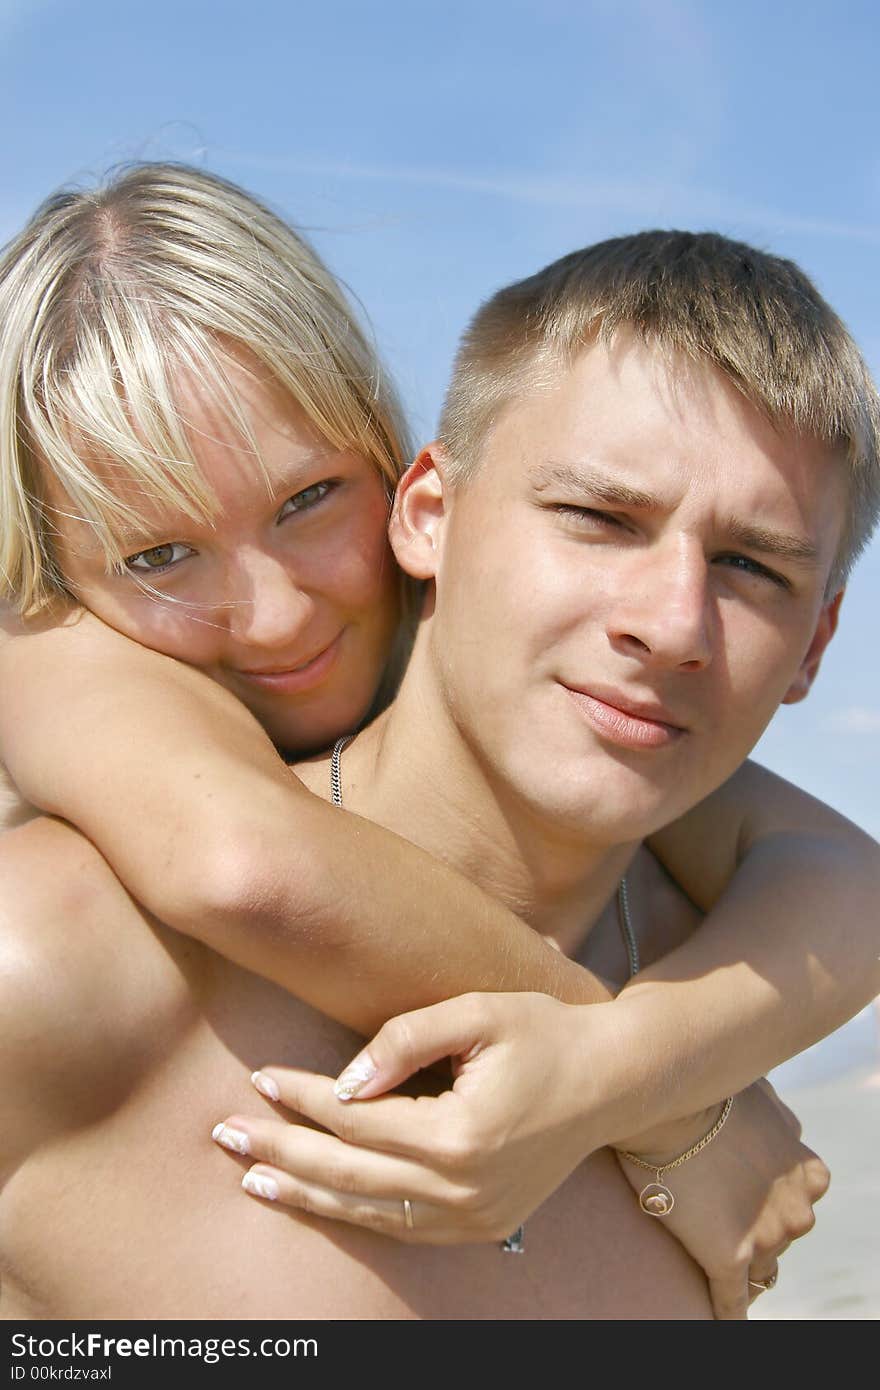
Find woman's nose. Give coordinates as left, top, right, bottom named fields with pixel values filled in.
left=223, top=550, right=314, bottom=652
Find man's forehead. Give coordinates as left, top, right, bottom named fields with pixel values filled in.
left=468, top=375, right=846, bottom=581
left=482, top=337, right=846, bottom=508
left=504, top=336, right=751, bottom=429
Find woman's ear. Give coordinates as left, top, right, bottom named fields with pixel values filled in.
left=389, top=444, right=451, bottom=580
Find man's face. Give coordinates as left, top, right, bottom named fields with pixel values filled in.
left=414, top=336, right=846, bottom=844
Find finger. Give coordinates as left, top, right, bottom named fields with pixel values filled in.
left=330, top=995, right=492, bottom=1102
left=250, top=1065, right=464, bottom=1160
left=211, top=1113, right=464, bottom=1205
left=803, top=1152, right=831, bottom=1204
left=238, top=1170, right=462, bottom=1246
left=708, top=1275, right=749, bottom=1321
left=746, top=1263, right=779, bottom=1299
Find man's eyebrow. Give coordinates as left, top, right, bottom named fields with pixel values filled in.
left=529, top=462, right=657, bottom=510
left=722, top=518, right=822, bottom=567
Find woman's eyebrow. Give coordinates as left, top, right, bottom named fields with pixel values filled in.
left=115, top=513, right=197, bottom=551
left=263, top=450, right=340, bottom=490
left=114, top=453, right=338, bottom=551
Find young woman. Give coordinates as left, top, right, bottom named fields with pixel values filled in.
left=0, top=165, right=875, bottom=1317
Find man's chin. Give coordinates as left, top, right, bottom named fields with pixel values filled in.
left=509, top=752, right=705, bottom=844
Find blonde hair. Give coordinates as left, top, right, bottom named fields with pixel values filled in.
left=0, top=163, right=412, bottom=614
left=440, top=230, right=880, bottom=586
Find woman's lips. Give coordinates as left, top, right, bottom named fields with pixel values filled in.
left=563, top=687, right=685, bottom=749
left=234, top=632, right=344, bottom=696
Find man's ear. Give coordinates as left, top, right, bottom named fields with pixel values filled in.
left=781, top=589, right=845, bottom=705
left=389, top=443, right=451, bottom=580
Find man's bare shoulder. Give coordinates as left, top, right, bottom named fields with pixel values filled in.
left=0, top=819, right=201, bottom=1176
left=0, top=817, right=113, bottom=993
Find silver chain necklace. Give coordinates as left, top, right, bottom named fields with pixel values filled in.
left=330, top=734, right=352, bottom=808
left=329, top=734, right=640, bottom=1254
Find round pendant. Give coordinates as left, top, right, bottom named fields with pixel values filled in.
left=638, top=1182, right=675, bottom=1217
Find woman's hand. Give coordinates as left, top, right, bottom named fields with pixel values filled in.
left=212, top=992, right=613, bottom=1244
left=615, top=1078, right=829, bottom=1320
left=211, top=991, right=830, bottom=1312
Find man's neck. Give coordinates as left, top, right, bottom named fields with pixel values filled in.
left=310, top=643, right=638, bottom=957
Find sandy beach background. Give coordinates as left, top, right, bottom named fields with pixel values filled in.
left=748, top=1004, right=880, bottom=1320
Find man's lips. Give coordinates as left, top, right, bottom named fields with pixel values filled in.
left=233, top=632, right=344, bottom=695
left=561, top=684, right=687, bottom=749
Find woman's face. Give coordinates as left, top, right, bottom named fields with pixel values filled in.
left=49, top=353, right=402, bottom=752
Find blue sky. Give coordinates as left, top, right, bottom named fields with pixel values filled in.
left=2, top=0, right=878, bottom=835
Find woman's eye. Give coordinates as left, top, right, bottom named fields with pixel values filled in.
left=124, top=543, right=193, bottom=574
left=278, top=480, right=336, bottom=520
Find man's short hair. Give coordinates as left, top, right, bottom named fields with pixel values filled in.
left=439, top=230, right=880, bottom=588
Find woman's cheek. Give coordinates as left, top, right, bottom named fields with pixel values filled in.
left=89, top=590, right=221, bottom=667
left=320, top=524, right=398, bottom=612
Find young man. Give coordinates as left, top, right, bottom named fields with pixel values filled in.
left=211, top=232, right=880, bottom=1304
left=0, top=231, right=876, bottom=1318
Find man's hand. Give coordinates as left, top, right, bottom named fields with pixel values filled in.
left=615, top=1079, right=830, bottom=1319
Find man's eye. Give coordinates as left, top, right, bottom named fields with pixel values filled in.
left=278, top=480, right=336, bottom=520
left=717, top=554, right=789, bottom=588
left=124, top=543, right=193, bottom=574
left=554, top=505, right=624, bottom=529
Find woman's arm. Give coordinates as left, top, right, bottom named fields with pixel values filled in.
left=2, top=611, right=878, bottom=1109
left=622, top=761, right=880, bottom=1131
left=0, top=611, right=609, bottom=1032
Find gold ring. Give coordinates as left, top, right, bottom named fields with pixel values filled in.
left=748, top=1270, right=778, bottom=1292
left=403, top=1198, right=415, bottom=1230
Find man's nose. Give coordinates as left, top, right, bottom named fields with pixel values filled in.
left=224, top=550, right=313, bottom=650
left=607, top=539, right=713, bottom=671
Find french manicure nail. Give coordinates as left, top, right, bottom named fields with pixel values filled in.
left=334, top=1053, right=377, bottom=1101
left=242, top=1171, right=279, bottom=1201
left=211, top=1122, right=250, bottom=1155
left=251, top=1070, right=281, bottom=1101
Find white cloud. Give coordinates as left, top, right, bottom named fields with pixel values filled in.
left=829, top=707, right=880, bottom=734
left=219, top=151, right=880, bottom=248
